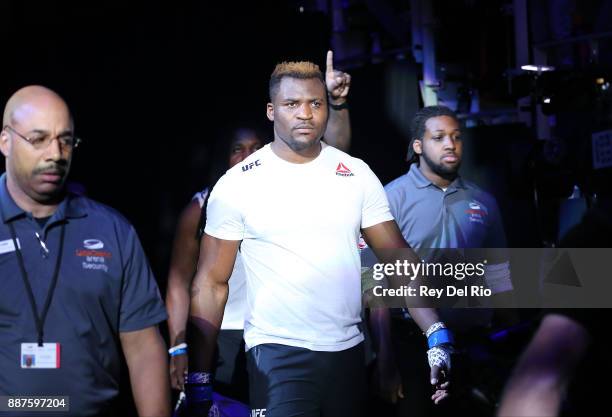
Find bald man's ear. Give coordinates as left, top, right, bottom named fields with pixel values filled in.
left=412, top=139, right=422, bottom=156
left=0, top=129, right=10, bottom=158
left=266, top=103, right=274, bottom=122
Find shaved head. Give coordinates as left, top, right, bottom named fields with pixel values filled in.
left=1, top=85, right=74, bottom=216
left=3, top=85, right=72, bottom=129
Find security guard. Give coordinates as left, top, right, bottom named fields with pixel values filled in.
left=370, top=105, right=514, bottom=416
left=0, top=86, right=170, bottom=416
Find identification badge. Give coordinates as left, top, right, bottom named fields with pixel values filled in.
left=20, top=343, right=60, bottom=369
left=0, top=238, right=20, bottom=255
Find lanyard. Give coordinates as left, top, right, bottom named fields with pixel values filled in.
left=0, top=204, right=66, bottom=346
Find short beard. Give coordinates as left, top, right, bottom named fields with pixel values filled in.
left=420, top=151, right=460, bottom=180
left=278, top=132, right=321, bottom=153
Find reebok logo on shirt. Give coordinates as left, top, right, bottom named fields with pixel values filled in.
left=335, top=162, right=354, bottom=177
left=242, top=160, right=262, bottom=172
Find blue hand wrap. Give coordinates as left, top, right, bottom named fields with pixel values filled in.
left=169, top=348, right=187, bottom=357
left=185, top=384, right=213, bottom=402
left=427, top=329, right=454, bottom=349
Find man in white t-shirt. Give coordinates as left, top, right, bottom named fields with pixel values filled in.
left=190, top=60, right=452, bottom=417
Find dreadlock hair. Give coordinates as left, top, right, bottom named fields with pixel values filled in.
left=197, top=127, right=266, bottom=239
left=269, top=61, right=325, bottom=101
left=407, top=105, right=459, bottom=165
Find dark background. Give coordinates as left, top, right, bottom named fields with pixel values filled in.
left=1, top=1, right=416, bottom=280
left=3, top=0, right=612, bottom=304
left=3, top=1, right=612, bottom=414
left=1, top=1, right=538, bottom=280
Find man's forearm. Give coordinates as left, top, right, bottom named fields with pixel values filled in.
left=498, top=314, right=590, bottom=416
left=407, top=308, right=441, bottom=333
left=188, top=278, right=229, bottom=371
left=369, top=307, right=392, bottom=353
left=324, top=102, right=351, bottom=151
left=166, top=278, right=191, bottom=346
left=124, top=329, right=171, bottom=417
left=362, top=222, right=441, bottom=333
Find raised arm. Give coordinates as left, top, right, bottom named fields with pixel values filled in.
left=324, top=50, right=352, bottom=151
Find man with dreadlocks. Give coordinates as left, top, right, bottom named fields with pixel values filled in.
left=369, top=105, right=514, bottom=416
left=189, top=60, right=451, bottom=416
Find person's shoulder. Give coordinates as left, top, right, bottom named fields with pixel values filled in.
left=385, top=172, right=411, bottom=193
left=323, top=145, right=374, bottom=175
left=461, top=179, right=499, bottom=207
left=462, top=179, right=494, bottom=198
left=225, top=145, right=270, bottom=177
left=194, top=186, right=210, bottom=199
left=211, top=146, right=271, bottom=196
left=191, top=186, right=210, bottom=207
left=71, top=195, right=134, bottom=231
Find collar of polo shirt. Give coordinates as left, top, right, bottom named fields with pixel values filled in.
left=408, top=164, right=467, bottom=191
left=0, top=173, right=87, bottom=224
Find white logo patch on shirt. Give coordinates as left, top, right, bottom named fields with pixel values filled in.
left=76, top=240, right=111, bottom=272
left=466, top=200, right=487, bottom=224
left=83, top=239, right=104, bottom=250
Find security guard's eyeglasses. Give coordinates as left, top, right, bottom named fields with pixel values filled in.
left=3, top=125, right=82, bottom=150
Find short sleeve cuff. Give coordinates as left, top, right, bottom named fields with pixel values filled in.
left=119, top=311, right=168, bottom=333
left=204, top=225, right=244, bottom=241
left=361, top=212, right=395, bottom=230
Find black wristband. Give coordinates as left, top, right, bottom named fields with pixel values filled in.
left=329, top=100, right=349, bottom=110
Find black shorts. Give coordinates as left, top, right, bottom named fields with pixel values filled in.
left=213, top=329, right=249, bottom=404
left=247, top=343, right=366, bottom=417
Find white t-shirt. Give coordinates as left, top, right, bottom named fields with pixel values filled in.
left=194, top=188, right=246, bottom=331
left=205, top=143, right=394, bottom=351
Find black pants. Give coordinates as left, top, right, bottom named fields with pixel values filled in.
left=247, top=343, right=366, bottom=417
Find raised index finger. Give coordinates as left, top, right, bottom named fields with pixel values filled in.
left=326, top=50, right=334, bottom=74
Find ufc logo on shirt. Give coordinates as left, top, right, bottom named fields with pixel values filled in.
left=251, top=409, right=267, bottom=417
left=242, top=160, right=262, bottom=172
